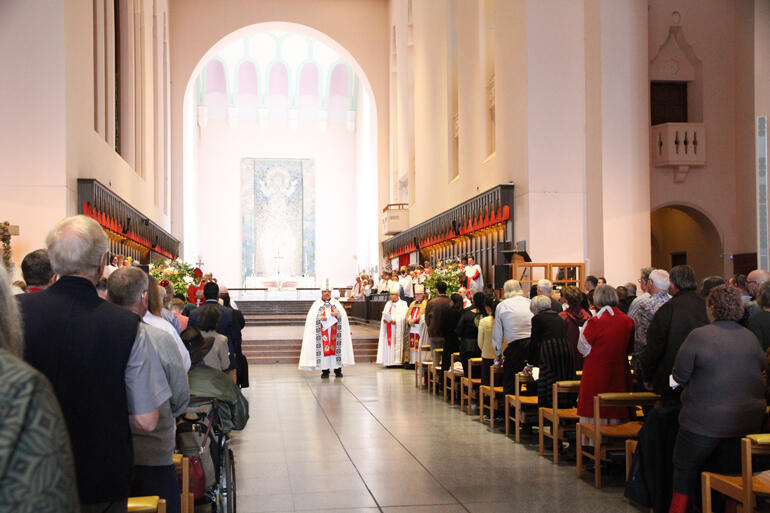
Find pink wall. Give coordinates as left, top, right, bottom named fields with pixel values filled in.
left=169, top=0, right=390, bottom=255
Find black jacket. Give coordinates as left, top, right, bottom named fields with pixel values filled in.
left=640, top=289, right=708, bottom=399
left=17, top=276, right=140, bottom=503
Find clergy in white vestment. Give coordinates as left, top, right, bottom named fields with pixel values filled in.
left=377, top=284, right=408, bottom=367
left=299, top=281, right=355, bottom=378
left=464, top=256, right=483, bottom=294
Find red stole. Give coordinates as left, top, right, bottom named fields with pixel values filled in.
left=385, top=303, right=395, bottom=346
left=321, top=322, right=338, bottom=356
left=408, top=306, right=421, bottom=349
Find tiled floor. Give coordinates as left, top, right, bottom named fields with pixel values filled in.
left=232, top=364, right=645, bottom=512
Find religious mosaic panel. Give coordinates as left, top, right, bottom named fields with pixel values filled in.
left=241, top=158, right=315, bottom=285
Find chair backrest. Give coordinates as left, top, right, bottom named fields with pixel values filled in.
left=591, top=392, right=660, bottom=438
left=490, top=363, right=503, bottom=387
left=743, top=435, right=770, bottom=500
left=552, top=380, right=580, bottom=411
left=515, top=372, right=534, bottom=399
left=468, top=357, right=482, bottom=380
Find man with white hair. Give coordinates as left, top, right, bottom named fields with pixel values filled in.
left=17, top=215, right=170, bottom=513
left=492, top=279, right=534, bottom=395
left=630, top=269, right=671, bottom=383
left=746, top=269, right=770, bottom=318
left=537, top=279, right=562, bottom=312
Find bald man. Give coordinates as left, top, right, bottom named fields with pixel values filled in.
left=746, top=269, right=770, bottom=319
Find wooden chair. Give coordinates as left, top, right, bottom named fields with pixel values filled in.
left=505, top=372, right=537, bottom=442
left=479, top=364, right=504, bottom=428
left=127, top=497, right=166, bottom=513
left=539, top=380, right=581, bottom=463
left=625, top=439, right=638, bottom=481
left=415, top=344, right=432, bottom=389
left=428, top=348, right=444, bottom=394
left=702, top=434, right=770, bottom=513
left=173, top=453, right=194, bottom=513
left=576, top=392, right=660, bottom=488
left=443, top=352, right=461, bottom=404
left=459, top=358, right=483, bottom=414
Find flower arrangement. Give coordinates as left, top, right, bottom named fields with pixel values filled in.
left=0, top=221, right=11, bottom=271
left=422, top=258, right=466, bottom=298
left=149, top=258, right=197, bottom=296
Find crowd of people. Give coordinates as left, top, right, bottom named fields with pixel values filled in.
left=0, top=215, right=249, bottom=513
left=371, top=258, right=770, bottom=513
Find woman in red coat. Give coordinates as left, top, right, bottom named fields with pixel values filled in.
left=577, top=285, right=634, bottom=421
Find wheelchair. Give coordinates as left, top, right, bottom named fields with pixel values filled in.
left=177, top=397, right=237, bottom=513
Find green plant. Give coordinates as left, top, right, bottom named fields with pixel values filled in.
left=149, top=258, right=197, bottom=296
left=423, top=263, right=466, bottom=298
left=0, top=221, right=11, bottom=271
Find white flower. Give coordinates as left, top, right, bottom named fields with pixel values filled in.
left=176, top=258, right=183, bottom=264
left=183, top=275, right=194, bottom=285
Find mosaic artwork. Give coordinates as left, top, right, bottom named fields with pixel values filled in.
left=241, top=158, right=315, bottom=285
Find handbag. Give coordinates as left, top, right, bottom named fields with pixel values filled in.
left=176, top=422, right=216, bottom=493
left=236, top=352, right=250, bottom=388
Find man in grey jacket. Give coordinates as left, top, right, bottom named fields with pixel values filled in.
left=108, top=268, right=190, bottom=513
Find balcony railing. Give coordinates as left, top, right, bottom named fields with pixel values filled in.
left=651, top=122, right=706, bottom=182
left=382, top=203, right=409, bottom=236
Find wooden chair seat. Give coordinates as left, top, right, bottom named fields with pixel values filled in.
left=459, top=358, right=483, bottom=414
left=702, top=435, right=770, bottom=512
left=505, top=373, right=539, bottom=442
left=128, top=497, right=166, bottom=513
left=577, top=392, right=660, bottom=488
left=538, top=380, right=581, bottom=463
left=480, top=365, right=505, bottom=428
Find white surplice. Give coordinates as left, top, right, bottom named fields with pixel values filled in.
left=376, top=299, right=407, bottom=366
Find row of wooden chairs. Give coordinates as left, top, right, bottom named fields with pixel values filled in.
left=415, top=347, right=770, bottom=509
left=127, top=454, right=194, bottom=513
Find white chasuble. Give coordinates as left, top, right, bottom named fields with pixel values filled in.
left=299, top=298, right=355, bottom=371
left=376, top=299, right=407, bottom=366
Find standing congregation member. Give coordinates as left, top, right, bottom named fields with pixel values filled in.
left=745, top=269, right=770, bottom=319
left=405, top=284, right=428, bottom=366
left=477, top=295, right=500, bottom=386
left=529, top=295, right=574, bottom=406
left=0, top=265, right=79, bottom=512
left=628, top=267, right=654, bottom=319
left=189, top=281, right=240, bottom=378
left=144, top=275, right=191, bottom=371
left=441, top=293, right=465, bottom=375
left=425, top=280, right=452, bottom=353
left=537, top=279, right=563, bottom=312
left=630, top=269, right=670, bottom=384
left=159, top=280, right=182, bottom=333
left=455, top=292, right=485, bottom=375
left=641, top=265, right=708, bottom=405
left=108, top=267, right=190, bottom=513
left=669, top=285, right=766, bottom=513
left=558, top=286, right=591, bottom=371
left=20, top=248, right=56, bottom=292
left=576, top=285, right=634, bottom=425
left=378, top=284, right=408, bottom=367
left=464, top=256, right=483, bottom=295
left=747, top=280, right=770, bottom=351
left=17, top=215, right=169, bottom=513
left=298, top=281, right=354, bottom=378
left=493, top=280, right=533, bottom=395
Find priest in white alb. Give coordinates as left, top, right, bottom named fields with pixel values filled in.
left=464, top=256, right=483, bottom=295
left=299, top=280, right=355, bottom=378
left=377, top=284, right=408, bottom=367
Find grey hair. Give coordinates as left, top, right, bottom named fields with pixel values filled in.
left=46, top=215, right=108, bottom=277
left=0, top=266, right=24, bottom=358
left=649, top=269, right=670, bottom=291
left=530, top=295, right=552, bottom=314
left=107, top=267, right=149, bottom=307
left=624, top=282, right=637, bottom=296
left=537, top=279, right=553, bottom=295
left=593, top=284, right=619, bottom=308
left=503, top=280, right=523, bottom=298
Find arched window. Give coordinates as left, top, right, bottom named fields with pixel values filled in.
left=267, top=62, right=289, bottom=119
left=328, top=63, right=349, bottom=123
left=236, top=61, right=259, bottom=118
left=204, top=60, right=228, bottom=117
left=298, top=62, right=319, bottom=118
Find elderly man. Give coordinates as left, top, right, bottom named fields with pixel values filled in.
left=746, top=269, right=770, bottom=318
left=20, top=248, right=57, bottom=292
left=630, top=269, right=670, bottom=385
left=536, top=279, right=562, bottom=312
left=17, top=215, right=169, bottom=513
left=405, top=284, right=428, bottom=365
left=493, top=280, right=534, bottom=395
left=425, top=280, right=452, bottom=351
left=628, top=267, right=654, bottom=318
left=108, top=267, right=190, bottom=513
left=641, top=265, right=708, bottom=404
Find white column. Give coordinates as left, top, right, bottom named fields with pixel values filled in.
left=598, top=0, right=650, bottom=283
